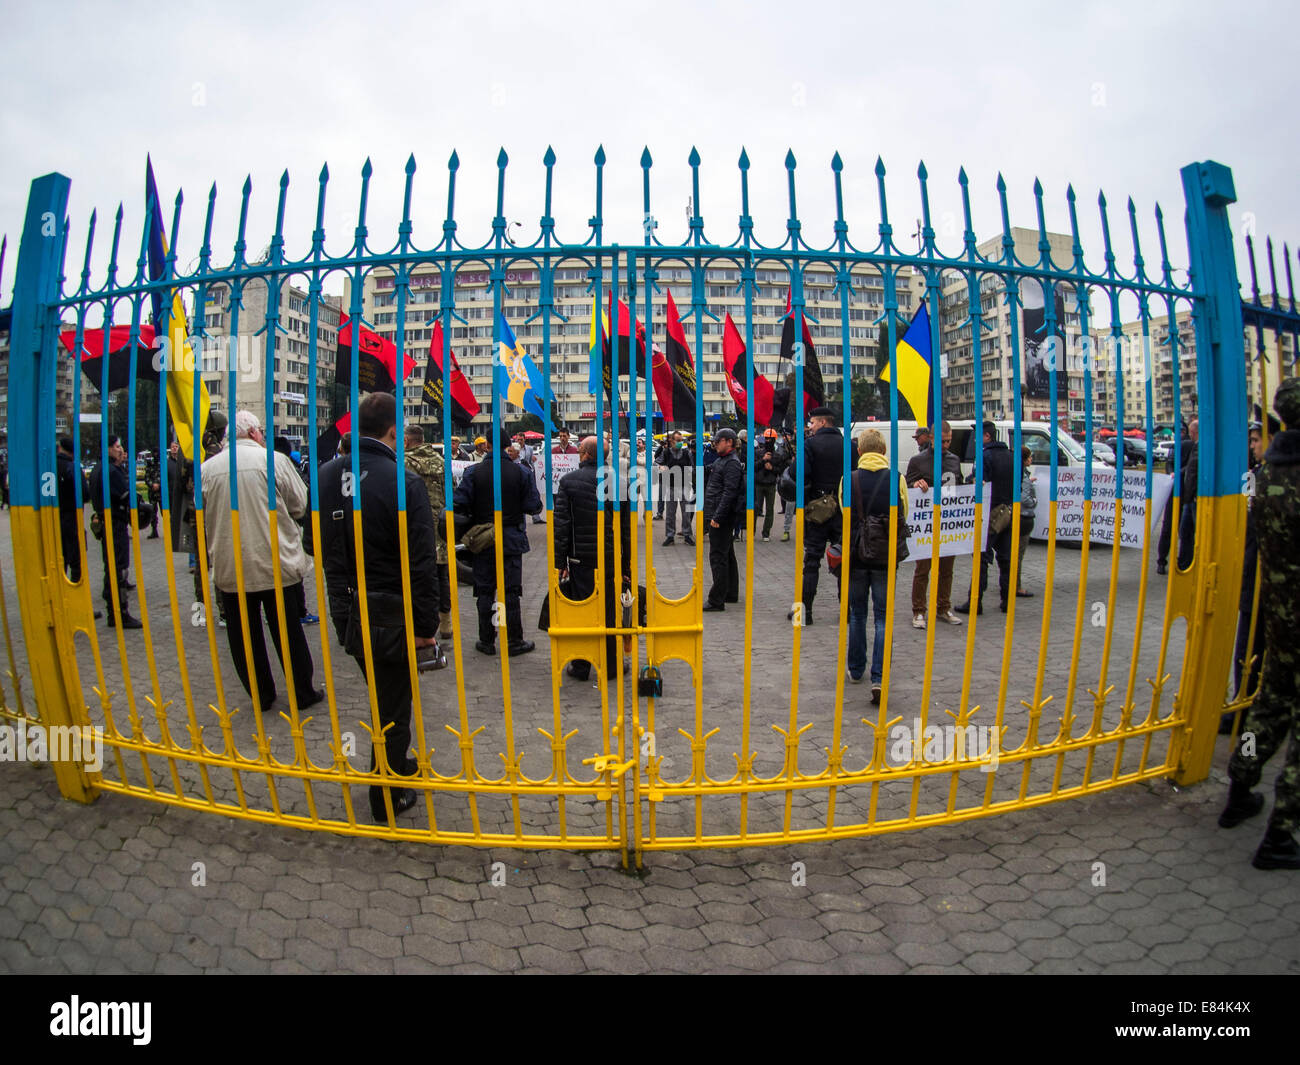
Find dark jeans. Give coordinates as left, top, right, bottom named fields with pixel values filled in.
left=801, top=516, right=840, bottom=608
left=664, top=498, right=694, bottom=541
left=218, top=584, right=316, bottom=711
left=1158, top=495, right=1195, bottom=570
left=472, top=550, right=523, bottom=646
left=975, top=526, right=1013, bottom=607
left=99, top=518, right=131, bottom=617
left=62, top=521, right=83, bottom=584
left=848, top=566, right=889, bottom=683
left=707, top=522, right=739, bottom=607
left=755, top=484, right=777, bottom=537
left=438, top=562, right=451, bottom=615
left=353, top=650, right=418, bottom=819
left=565, top=564, right=620, bottom=681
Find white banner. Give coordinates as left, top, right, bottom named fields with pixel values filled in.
left=449, top=452, right=583, bottom=496
left=1031, top=469, right=1173, bottom=548
left=905, top=484, right=993, bottom=558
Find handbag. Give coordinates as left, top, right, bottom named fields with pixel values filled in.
left=344, top=590, right=409, bottom=665
left=805, top=490, right=840, bottom=525
left=462, top=522, right=494, bottom=554
left=989, top=502, right=1013, bottom=536
left=850, top=470, right=911, bottom=566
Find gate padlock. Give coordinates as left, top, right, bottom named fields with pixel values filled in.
left=638, top=665, right=663, bottom=698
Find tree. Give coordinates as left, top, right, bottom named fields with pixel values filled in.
left=848, top=375, right=884, bottom=422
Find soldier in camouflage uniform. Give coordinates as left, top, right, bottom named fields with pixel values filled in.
left=404, top=423, right=453, bottom=639
left=1220, top=377, right=1300, bottom=870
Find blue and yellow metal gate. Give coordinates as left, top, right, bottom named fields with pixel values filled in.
left=0, top=150, right=1291, bottom=864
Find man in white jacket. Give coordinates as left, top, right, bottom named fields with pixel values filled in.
left=201, top=410, right=322, bottom=713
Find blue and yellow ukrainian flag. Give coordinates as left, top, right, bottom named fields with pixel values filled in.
left=498, top=313, right=550, bottom=419
left=880, top=299, right=934, bottom=426
left=146, top=157, right=211, bottom=460
left=587, top=293, right=610, bottom=396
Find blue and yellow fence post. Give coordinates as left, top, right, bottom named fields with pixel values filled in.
left=1175, top=160, right=1247, bottom=786
left=7, top=172, right=99, bottom=803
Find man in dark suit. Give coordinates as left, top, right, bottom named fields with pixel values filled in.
left=318, top=392, right=442, bottom=823
left=794, top=406, right=845, bottom=625
left=454, top=429, right=544, bottom=656
left=553, top=435, right=631, bottom=682
left=957, top=420, right=1015, bottom=615
left=702, top=428, right=743, bottom=611
left=89, top=434, right=143, bottom=629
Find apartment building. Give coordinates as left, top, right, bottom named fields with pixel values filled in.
left=346, top=259, right=922, bottom=436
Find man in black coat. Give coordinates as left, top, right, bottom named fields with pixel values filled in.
left=655, top=431, right=695, bottom=547
left=1156, top=418, right=1197, bottom=574
left=56, top=437, right=88, bottom=585
left=958, top=420, right=1015, bottom=615
left=795, top=406, right=846, bottom=624
left=88, top=434, right=143, bottom=629
left=702, top=428, right=743, bottom=611
left=753, top=428, right=787, bottom=542
left=318, top=392, right=442, bottom=823
left=553, top=435, right=632, bottom=681
left=453, top=430, right=544, bottom=656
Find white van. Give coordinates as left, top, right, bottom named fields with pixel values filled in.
left=847, top=419, right=1089, bottom=479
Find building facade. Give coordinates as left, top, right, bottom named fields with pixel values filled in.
left=345, top=259, right=922, bottom=436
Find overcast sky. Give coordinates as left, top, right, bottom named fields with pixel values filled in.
left=2, top=0, right=1297, bottom=306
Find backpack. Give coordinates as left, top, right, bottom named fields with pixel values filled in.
left=850, top=469, right=910, bottom=566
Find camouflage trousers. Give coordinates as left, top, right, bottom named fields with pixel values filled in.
left=1228, top=616, right=1299, bottom=834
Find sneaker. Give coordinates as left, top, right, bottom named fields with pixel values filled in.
left=301, top=613, right=319, bottom=625
left=846, top=669, right=863, bottom=684
left=683, top=537, right=695, bottom=547
left=781, top=531, right=789, bottom=542
left=217, top=615, right=227, bottom=628
left=870, top=684, right=882, bottom=704
left=912, top=613, right=926, bottom=629
left=662, top=536, right=675, bottom=547
left=762, top=536, right=770, bottom=542
left=938, top=610, right=963, bottom=625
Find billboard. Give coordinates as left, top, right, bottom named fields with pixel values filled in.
left=1022, top=279, right=1068, bottom=401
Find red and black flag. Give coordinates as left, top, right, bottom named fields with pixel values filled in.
left=314, top=410, right=351, bottom=466
left=336, top=315, right=418, bottom=393
left=61, top=324, right=161, bottom=392
left=601, top=293, right=649, bottom=407
left=422, top=319, right=480, bottom=427
left=722, top=313, right=774, bottom=426
left=775, top=287, right=825, bottom=427
left=654, top=289, right=697, bottom=425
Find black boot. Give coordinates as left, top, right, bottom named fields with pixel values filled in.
left=1218, top=780, right=1265, bottom=828
left=1251, top=824, right=1300, bottom=870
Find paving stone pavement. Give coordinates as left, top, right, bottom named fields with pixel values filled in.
left=2, top=507, right=1298, bottom=973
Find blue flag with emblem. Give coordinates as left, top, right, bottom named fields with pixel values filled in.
left=497, top=313, right=550, bottom=420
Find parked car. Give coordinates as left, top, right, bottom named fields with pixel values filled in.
left=1090, top=440, right=1117, bottom=466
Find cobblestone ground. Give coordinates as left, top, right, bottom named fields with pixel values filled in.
left=2, top=506, right=1297, bottom=974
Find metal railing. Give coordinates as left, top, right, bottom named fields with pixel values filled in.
left=0, top=150, right=1281, bottom=863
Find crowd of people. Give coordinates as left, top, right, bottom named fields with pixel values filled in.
left=45, top=387, right=1298, bottom=866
